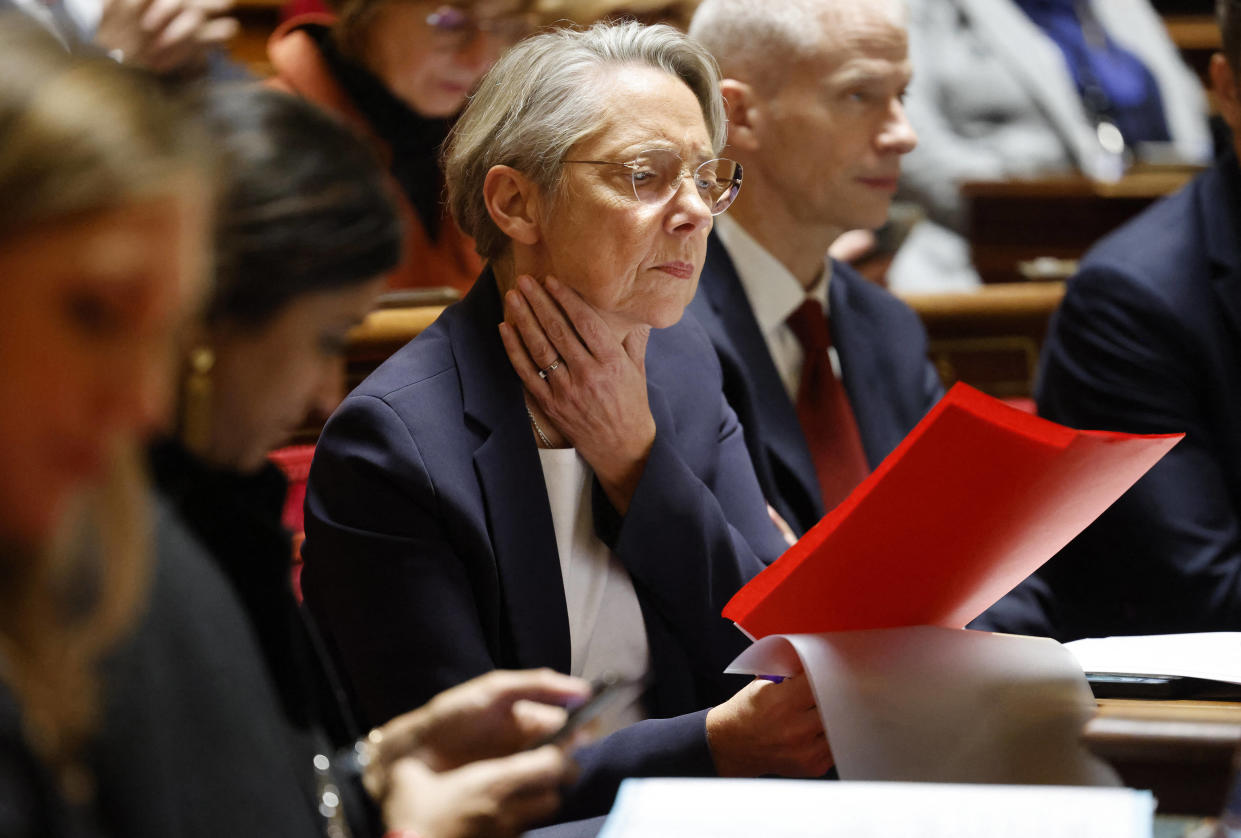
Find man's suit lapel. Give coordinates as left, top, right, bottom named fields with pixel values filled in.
left=453, top=276, right=572, bottom=674
left=700, top=234, right=823, bottom=521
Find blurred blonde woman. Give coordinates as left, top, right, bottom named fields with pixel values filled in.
left=0, top=19, right=586, bottom=838
left=0, top=15, right=211, bottom=834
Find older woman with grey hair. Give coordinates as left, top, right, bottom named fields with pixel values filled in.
left=300, top=20, right=833, bottom=826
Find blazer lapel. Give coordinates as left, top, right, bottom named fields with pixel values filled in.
left=956, top=0, right=1102, bottom=173
left=453, top=276, right=572, bottom=673
left=701, top=235, right=823, bottom=516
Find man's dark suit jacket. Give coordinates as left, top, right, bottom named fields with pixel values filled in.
left=977, top=152, right=1241, bottom=640
left=301, top=273, right=788, bottom=821
left=687, top=233, right=944, bottom=536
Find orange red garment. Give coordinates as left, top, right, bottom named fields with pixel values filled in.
left=266, top=15, right=483, bottom=296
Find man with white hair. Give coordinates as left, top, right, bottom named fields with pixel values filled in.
left=688, top=0, right=942, bottom=537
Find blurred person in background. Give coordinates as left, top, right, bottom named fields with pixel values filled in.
left=976, top=0, right=1241, bottom=642
left=0, top=0, right=242, bottom=78
left=267, top=0, right=539, bottom=295
left=0, top=17, right=210, bottom=835
left=90, top=85, right=590, bottom=838
left=888, top=0, right=1211, bottom=292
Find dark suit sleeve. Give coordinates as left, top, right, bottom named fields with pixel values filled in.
left=613, top=397, right=783, bottom=677
left=302, top=393, right=497, bottom=722
left=1034, top=266, right=1241, bottom=637
left=570, top=395, right=782, bottom=819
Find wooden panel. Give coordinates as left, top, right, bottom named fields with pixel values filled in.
left=345, top=304, right=447, bottom=381
left=1087, top=699, right=1241, bottom=815
left=284, top=302, right=448, bottom=445
left=1165, top=13, right=1221, bottom=84
left=228, top=0, right=282, bottom=77
left=898, top=282, right=1066, bottom=399
left=964, top=170, right=1198, bottom=285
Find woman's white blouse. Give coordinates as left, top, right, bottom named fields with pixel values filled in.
left=537, top=447, right=650, bottom=736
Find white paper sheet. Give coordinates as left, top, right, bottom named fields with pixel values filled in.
left=597, top=778, right=1154, bottom=838
left=727, top=626, right=1118, bottom=786
left=1066, top=632, right=1241, bottom=683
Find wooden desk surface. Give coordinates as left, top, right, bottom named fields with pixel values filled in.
left=1087, top=699, right=1241, bottom=815
left=346, top=304, right=448, bottom=362
left=963, top=169, right=1200, bottom=201
left=1164, top=14, right=1221, bottom=51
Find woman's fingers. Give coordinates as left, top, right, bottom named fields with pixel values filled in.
left=542, top=275, right=622, bottom=363
left=510, top=700, right=570, bottom=744
left=498, top=320, right=549, bottom=401
left=471, top=668, right=592, bottom=714
left=380, top=744, right=576, bottom=838
left=503, top=285, right=566, bottom=373
left=514, top=275, right=596, bottom=369
left=705, top=673, right=831, bottom=778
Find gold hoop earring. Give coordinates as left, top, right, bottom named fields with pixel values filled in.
left=180, top=346, right=215, bottom=453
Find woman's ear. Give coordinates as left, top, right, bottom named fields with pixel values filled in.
left=483, top=165, right=542, bottom=246
left=721, top=79, right=760, bottom=153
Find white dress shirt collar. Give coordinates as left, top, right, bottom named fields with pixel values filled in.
left=713, top=214, right=830, bottom=329
left=713, top=215, right=835, bottom=400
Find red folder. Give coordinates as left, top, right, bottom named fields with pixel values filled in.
left=724, top=383, right=1183, bottom=639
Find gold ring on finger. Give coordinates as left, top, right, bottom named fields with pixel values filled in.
left=537, top=358, right=563, bottom=380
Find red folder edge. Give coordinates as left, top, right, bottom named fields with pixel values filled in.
left=723, top=382, right=1183, bottom=637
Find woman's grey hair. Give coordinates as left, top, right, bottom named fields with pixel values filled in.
left=443, top=20, right=726, bottom=262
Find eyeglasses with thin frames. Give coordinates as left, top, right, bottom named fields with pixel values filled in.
left=563, top=148, right=743, bottom=216
left=424, top=4, right=537, bottom=49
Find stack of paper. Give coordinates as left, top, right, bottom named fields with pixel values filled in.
left=716, top=384, right=1183, bottom=786
left=728, top=626, right=1118, bottom=786
left=1067, top=632, right=1241, bottom=683
left=724, top=383, right=1182, bottom=639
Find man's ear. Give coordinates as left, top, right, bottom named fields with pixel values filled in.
left=721, top=78, right=761, bottom=153
left=483, top=165, right=542, bottom=246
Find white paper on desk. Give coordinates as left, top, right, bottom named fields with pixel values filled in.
left=728, top=626, right=1118, bottom=786
left=597, top=778, right=1154, bottom=838
left=1066, top=632, right=1241, bottom=683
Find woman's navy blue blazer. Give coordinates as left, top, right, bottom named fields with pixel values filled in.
left=300, top=270, right=788, bottom=821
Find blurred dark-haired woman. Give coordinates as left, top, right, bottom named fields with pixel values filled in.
left=90, top=86, right=589, bottom=838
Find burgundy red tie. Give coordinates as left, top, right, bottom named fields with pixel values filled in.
left=786, top=298, right=870, bottom=511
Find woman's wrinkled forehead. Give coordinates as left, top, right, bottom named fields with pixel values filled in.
left=569, top=65, right=711, bottom=158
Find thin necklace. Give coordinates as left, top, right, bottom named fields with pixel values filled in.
left=526, top=405, right=554, bottom=448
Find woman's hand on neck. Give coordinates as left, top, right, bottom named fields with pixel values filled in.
left=494, top=251, right=645, bottom=347
left=496, top=269, right=655, bottom=516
